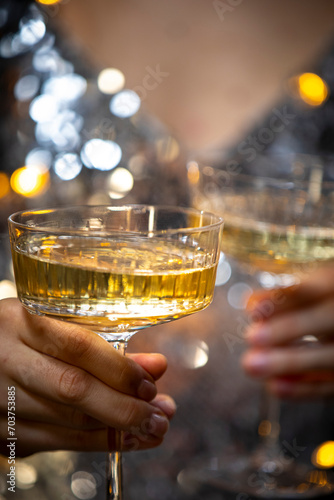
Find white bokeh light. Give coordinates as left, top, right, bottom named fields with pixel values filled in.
left=29, top=94, right=59, bottom=123
left=43, top=74, right=87, bottom=103
left=108, top=168, right=134, bottom=199
left=35, top=110, right=82, bottom=150
left=227, top=282, right=253, bottom=310
left=81, top=139, right=122, bottom=171
left=71, top=471, right=97, bottom=500
left=25, top=148, right=52, bottom=170
left=215, top=253, right=232, bottom=286
left=109, top=90, right=141, bottom=118
left=54, top=153, right=82, bottom=180
left=19, top=18, right=46, bottom=46
left=14, top=75, right=40, bottom=101
left=33, top=48, right=62, bottom=73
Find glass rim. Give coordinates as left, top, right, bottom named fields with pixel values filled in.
left=8, top=204, right=224, bottom=235
left=190, top=161, right=334, bottom=190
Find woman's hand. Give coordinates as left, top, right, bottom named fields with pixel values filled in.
left=0, top=298, right=176, bottom=457
left=241, top=268, right=334, bottom=399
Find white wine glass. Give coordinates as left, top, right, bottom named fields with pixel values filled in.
left=187, top=153, right=334, bottom=497
left=8, top=204, right=223, bottom=500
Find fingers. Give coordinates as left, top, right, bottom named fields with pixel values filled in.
left=127, top=353, right=168, bottom=381
left=248, top=267, right=334, bottom=322
left=241, top=344, right=334, bottom=378
left=246, top=297, right=334, bottom=346
left=0, top=382, right=104, bottom=430
left=18, top=308, right=158, bottom=402
left=5, top=343, right=169, bottom=436
left=0, top=419, right=167, bottom=457
left=268, top=376, right=334, bottom=400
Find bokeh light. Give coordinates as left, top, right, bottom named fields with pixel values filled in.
left=42, top=74, right=87, bottom=103
left=25, top=148, right=52, bottom=170
left=81, top=139, right=122, bottom=171
left=108, top=167, right=134, bottom=199
left=54, top=153, right=82, bottom=180
left=29, top=94, right=59, bottom=123
left=227, top=282, right=253, bottom=310
left=19, top=18, right=46, bottom=46
left=110, top=90, right=141, bottom=118
left=71, top=471, right=97, bottom=499
left=98, top=68, right=125, bottom=94
left=298, top=73, right=329, bottom=107
left=187, top=161, right=200, bottom=185
left=14, top=75, right=40, bottom=102
left=0, top=172, right=10, bottom=199
left=10, top=166, right=49, bottom=197
left=215, top=253, right=232, bottom=286
left=16, top=462, right=38, bottom=490
left=36, top=0, right=62, bottom=4
left=312, top=441, right=334, bottom=469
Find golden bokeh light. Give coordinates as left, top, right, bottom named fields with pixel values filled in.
left=312, top=441, right=334, bottom=469
left=10, top=166, right=50, bottom=198
left=36, top=0, right=62, bottom=5
left=187, top=161, right=200, bottom=185
left=0, top=172, right=10, bottom=199
left=97, top=68, right=125, bottom=94
left=298, top=73, right=329, bottom=107
left=258, top=419, right=272, bottom=437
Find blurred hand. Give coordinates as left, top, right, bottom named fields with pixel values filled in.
left=0, top=298, right=176, bottom=457
left=241, top=268, right=334, bottom=399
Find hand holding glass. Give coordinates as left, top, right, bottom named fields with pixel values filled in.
left=8, top=205, right=223, bottom=500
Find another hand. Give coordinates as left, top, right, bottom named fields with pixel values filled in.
left=241, top=268, right=334, bottom=399
left=0, top=298, right=176, bottom=457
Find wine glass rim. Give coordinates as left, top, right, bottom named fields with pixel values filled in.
left=189, top=152, right=334, bottom=188
left=8, top=204, right=224, bottom=235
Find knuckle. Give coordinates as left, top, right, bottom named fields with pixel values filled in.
left=57, top=367, right=90, bottom=403
left=117, top=360, right=140, bottom=394
left=119, top=400, right=143, bottom=429
left=66, top=328, right=93, bottom=360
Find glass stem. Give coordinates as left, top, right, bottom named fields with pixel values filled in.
left=106, top=340, right=128, bottom=500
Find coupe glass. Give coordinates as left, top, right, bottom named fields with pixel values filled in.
left=8, top=204, right=223, bottom=500
left=187, top=153, right=334, bottom=498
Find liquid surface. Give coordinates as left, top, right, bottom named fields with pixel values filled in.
left=193, top=193, right=334, bottom=274
left=12, top=235, right=217, bottom=336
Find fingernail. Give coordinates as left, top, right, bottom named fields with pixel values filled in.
left=152, top=396, right=177, bottom=418
left=137, top=379, right=157, bottom=401
left=243, top=352, right=271, bottom=375
left=148, top=413, right=169, bottom=437
left=245, top=324, right=271, bottom=345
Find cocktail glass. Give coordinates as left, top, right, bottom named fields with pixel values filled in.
left=187, top=152, right=334, bottom=497
left=8, top=204, right=223, bottom=500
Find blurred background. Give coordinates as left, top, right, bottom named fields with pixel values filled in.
left=1, top=1, right=334, bottom=499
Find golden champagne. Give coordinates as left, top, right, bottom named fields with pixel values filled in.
left=12, top=234, right=217, bottom=333
left=193, top=193, right=334, bottom=274
left=222, top=217, right=334, bottom=274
